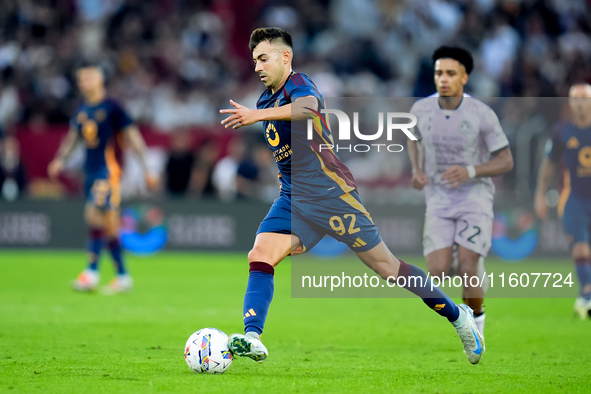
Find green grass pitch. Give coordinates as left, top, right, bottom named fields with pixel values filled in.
left=1, top=251, right=590, bottom=393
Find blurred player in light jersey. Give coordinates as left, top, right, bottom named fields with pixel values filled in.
left=48, top=63, right=157, bottom=293
left=220, top=28, right=485, bottom=365
left=408, top=46, right=514, bottom=336
left=535, top=83, right=591, bottom=319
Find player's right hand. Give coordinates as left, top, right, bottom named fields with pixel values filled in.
left=534, top=192, right=548, bottom=220
left=219, top=100, right=259, bottom=129
left=145, top=173, right=160, bottom=191
left=47, top=159, right=64, bottom=180
left=411, top=170, right=428, bottom=190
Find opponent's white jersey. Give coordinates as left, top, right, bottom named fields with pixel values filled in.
left=409, top=93, right=509, bottom=217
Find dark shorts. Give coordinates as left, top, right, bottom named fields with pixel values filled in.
left=256, top=191, right=382, bottom=253
left=563, top=193, right=591, bottom=244
left=85, top=169, right=120, bottom=210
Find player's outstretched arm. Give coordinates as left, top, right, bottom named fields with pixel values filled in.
left=534, top=156, right=556, bottom=220
left=442, top=147, right=513, bottom=188
left=220, top=96, right=319, bottom=129
left=48, top=128, right=80, bottom=180
left=407, top=139, right=428, bottom=190
left=124, top=125, right=159, bottom=191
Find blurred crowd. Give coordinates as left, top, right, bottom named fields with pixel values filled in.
left=0, top=0, right=590, bottom=202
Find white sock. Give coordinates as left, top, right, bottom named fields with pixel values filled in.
left=452, top=306, right=467, bottom=328
left=474, top=313, right=485, bottom=336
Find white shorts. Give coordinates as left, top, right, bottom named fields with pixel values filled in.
left=423, top=211, right=493, bottom=257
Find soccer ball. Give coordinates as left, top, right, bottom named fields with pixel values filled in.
left=184, top=328, right=233, bottom=374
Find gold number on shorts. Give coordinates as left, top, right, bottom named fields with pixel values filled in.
left=344, top=214, right=360, bottom=234
left=329, top=214, right=360, bottom=236
left=329, top=216, right=346, bottom=235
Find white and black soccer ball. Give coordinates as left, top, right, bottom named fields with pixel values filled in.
left=184, top=328, right=233, bottom=374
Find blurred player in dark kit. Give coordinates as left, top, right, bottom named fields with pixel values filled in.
left=535, top=83, right=591, bottom=319
left=48, top=63, right=157, bottom=293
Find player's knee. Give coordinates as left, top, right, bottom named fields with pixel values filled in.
left=104, top=227, right=118, bottom=239
left=370, top=264, right=396, bottom=281
left=247, top=247, right=260, bottom=263
left=371, top=260, right=399, bottom=281
left=427, top=260, right=449, bottom=277
left=458, top=258, right=478, bottom=277
left=571, top=242, right=591, bottom=260
left=248, top=245, right=276, bottom=265
left=85, top=214, right=103, bottom=229
left=381, top=270, right=398, bottom=281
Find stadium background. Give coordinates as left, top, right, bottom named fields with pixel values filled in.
left=0, top=0, right=590, bottom=258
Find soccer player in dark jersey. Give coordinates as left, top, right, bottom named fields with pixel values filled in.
left=535, top=83, right=591, bottom=319
left=48, top=63, right=157, bottom=293
left=220, top=27, right=485, bottom=364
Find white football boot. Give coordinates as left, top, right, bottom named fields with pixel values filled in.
left=72, top=269, right=99, bottom=292
left=101, top=274, right=133, bottom=295
left=111, top=274, right=133, bottom=292
left=574, top=298, right=591, bottom=320
left=228, top=332, right=268, bottom=363
left=453, top=304, right=485, bottom=364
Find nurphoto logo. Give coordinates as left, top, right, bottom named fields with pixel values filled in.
left=307, top=109, right=418, bottom=153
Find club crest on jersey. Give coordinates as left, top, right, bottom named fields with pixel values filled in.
left=274, top=99, right=280, bottom=108
left=567, top=136, right=580, bottom=149
left=460, top=121, right=472, bottom=134
left=266, top=123, right=280, bottom=147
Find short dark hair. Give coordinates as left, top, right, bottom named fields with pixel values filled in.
left=432, top=46, right=474, bottom=74
left=248, top=27, right=293, bottom=52
left=74, top=60, right=110, bottom=83
left=75, top=60, right=103, bottom=72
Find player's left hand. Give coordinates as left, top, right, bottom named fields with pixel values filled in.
left=145, top=173, right=160, bottom=192
left=534, top=192, right=548, bottom=220
left=220, top=100, right=259, bottom=129
left=411, top=169, right=429, bottom=190
left=441, top=165, right=469, bottom=188
left=47, top=159, right=64, bottom=180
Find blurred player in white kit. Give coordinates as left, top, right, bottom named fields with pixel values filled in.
left=407, top=46, right=514, bottom=336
